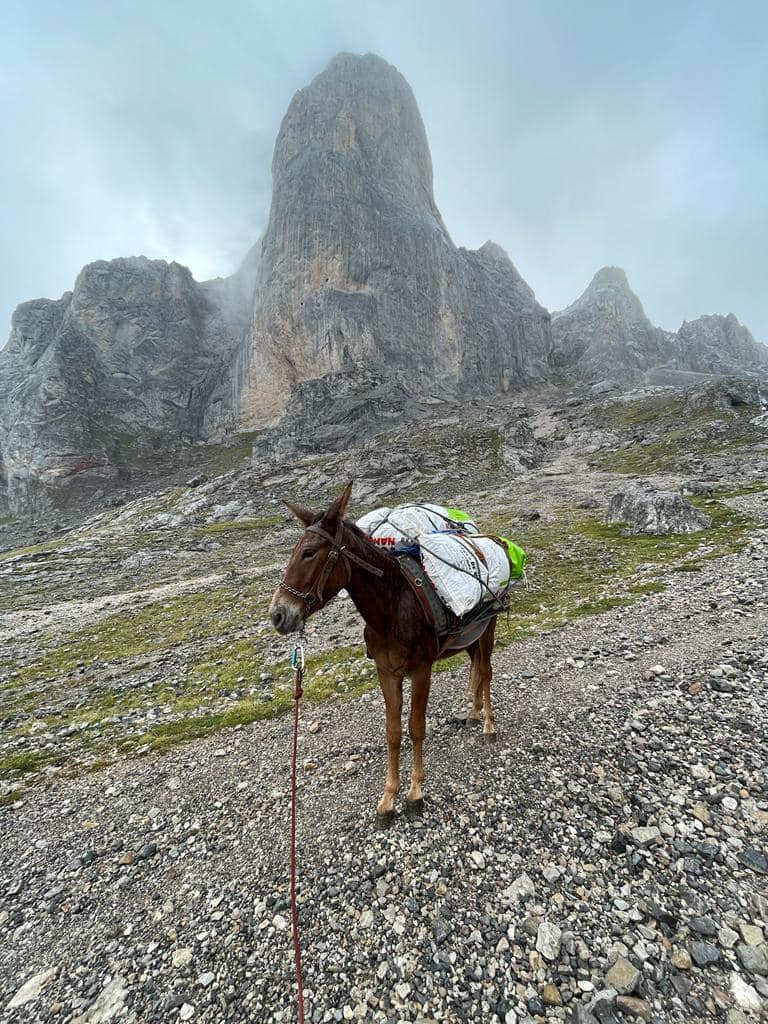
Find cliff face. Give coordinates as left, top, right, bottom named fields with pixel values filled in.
left=550, top=267, right=669, bottom=383
left=0, top=53, right=551, bottom=510
left=673, top=314, right=768, bottom=375
left=2, top=52, right=765, bottom=513
left=239, top=53, right=551, bottom=425
left=0, top=257, right=252, bottom=511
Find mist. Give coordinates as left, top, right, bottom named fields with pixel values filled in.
left=1, top=0, right=766, bottom=344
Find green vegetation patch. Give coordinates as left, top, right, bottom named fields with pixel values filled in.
left=487, top=494, right=756, bottom=642
left=195, top=514, right=283, bottom=535
left=592, top=395, right=765, bottom=475
left=9, top=583, right=268, bottom=693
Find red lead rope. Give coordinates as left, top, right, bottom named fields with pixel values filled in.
left=290, top=646, right=306, bottom=1023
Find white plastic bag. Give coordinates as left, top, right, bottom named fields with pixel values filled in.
left=357, top=503, right=478, bottom=548
left=417, top=533, right=511, bottom=616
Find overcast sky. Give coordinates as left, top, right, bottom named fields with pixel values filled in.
left=2, top=0, right=767, bottom=345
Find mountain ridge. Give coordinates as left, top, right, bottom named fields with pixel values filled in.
left=0, top=53, right=765, bottom=513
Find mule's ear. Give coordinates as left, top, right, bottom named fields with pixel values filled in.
left=284, top=500, right=314, bottom=527
left=327, top=480, right=353, bottom=524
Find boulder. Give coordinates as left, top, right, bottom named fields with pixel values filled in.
left=607, top=488, right=712, bottom=535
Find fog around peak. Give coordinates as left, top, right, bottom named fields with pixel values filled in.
left=1, top=0, right=766, bottom=344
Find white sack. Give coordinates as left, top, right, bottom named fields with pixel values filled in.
left=355, top=507, right=393, bottom=537
left=357, top=503, right=478, bottom=548
left=418, top=533, right=511, bottom=616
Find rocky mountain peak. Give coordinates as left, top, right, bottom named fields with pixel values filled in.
left=674, top=312, right=768, bottom=374
left=586, top=265, right=631, bottom=290
left=272, top=53, right=443, bottom=225
left=238, top=52, right=550, bottom=426
left=566, top=266, right=651, bottom=327
left=550, top=267, right=664, bottom=382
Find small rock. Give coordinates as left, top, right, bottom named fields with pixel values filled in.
left=7, top=968, right=56, bottom=1008
left=198, top=972, right=215, bottom=987
left=541, top=983, right=563, bottom=1006
left=692, top=802, right=711, bottom=824
left=72, top=977, right=128, bottom=1023
left=535, top=920, right=562, bottom=961
left=719, top=925, right=740, bottom=949
left=180, top=1005, right=195, bottom=1022
left=605, top=956, right=640, bottom=995
left=630, top=826, right=662, bottom=847
left=542, top=864, right=561, bottom=883
left=690, top=915, right=718, bottom=936
left=739, top=848, right=768, bottom=874
left=739, top=923, right=764, bottom=946
left=503, top=872, right=535, bottom=902
left=616, top=996, right=652, bottom=1022
left=172, top=948, right=193, bottom=968
left=671, top=947, right=692, bottom=970
left=691, top=941, right=720, bottom=967
left=736, top=943, right=768, bottom=975
left=526, top=995, right=545, bottom=1016
left=730, top=974, right=762, bottom=1012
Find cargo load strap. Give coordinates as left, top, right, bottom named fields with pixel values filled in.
left=397, top=554, right=510, bottom=656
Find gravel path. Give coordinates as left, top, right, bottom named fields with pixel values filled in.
left=1, top=507, right=766, bottom=1023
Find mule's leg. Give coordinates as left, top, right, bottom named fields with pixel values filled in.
left=376, top=668, right=403, bottom=828
left=405, top=665, right=432, bottom=817
left=467, top=642, right=484, bottom=723
left=479, top=620, right=497, bottom=743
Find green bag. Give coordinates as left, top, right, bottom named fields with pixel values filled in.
left=445, top=507, right=474, bottom=524
left=500, top=537, right=526, bottom=578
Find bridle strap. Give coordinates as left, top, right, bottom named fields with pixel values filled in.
left=279, top=520, right=384, bottom=609
left=307, top=520, right=348, bottom=604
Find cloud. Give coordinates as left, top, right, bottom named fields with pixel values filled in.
left=1, top=0, right=766, bottom=343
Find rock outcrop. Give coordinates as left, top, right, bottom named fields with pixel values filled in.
left=0, top=257, right=253, bottom=512
left=551, top=267, right=668, bottom=384
left=606, top=488, right=712, bottom=536
left=672, top=314, right=768, bottom=376
left=1, top=53, right=766, bottom=513
left=552, top=269, right=768, bottom=387
left=239, top=53, right=551, bottom=426
left=0, top=53, right=552, bottom=512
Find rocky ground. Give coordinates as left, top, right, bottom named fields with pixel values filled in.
left=0, top=383, right=766, bottom=1023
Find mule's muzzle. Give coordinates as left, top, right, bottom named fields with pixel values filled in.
left=270, top=601, right=304, bottom=635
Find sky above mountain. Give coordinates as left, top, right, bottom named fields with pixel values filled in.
left=2, top=0, right=766, bottom=343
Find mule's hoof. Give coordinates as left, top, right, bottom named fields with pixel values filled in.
left=482, top=731, right=498, bottom=745
left=404, top=797, right=424, bottom=820
left=375, top=809, right=396, bottom=830
left=451, top=712, right=482, bottom=727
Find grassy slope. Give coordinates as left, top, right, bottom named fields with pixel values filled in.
left=1, top=393, right=766, bottom=794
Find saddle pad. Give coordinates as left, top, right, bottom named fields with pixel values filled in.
left=397, top=555, right=457, bottom=637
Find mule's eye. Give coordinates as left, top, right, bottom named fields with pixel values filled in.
left=302, top=548, right=317, bottom=560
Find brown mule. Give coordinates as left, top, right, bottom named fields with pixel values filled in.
left=269, top=482, right=499, bottom=827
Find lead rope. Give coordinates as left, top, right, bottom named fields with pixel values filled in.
left=290, top=639, right=306, bottom=1024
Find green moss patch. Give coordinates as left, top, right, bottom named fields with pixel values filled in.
left=195, top=515, right=283, bottom=535
left=489, top=495, right=756, bottom=642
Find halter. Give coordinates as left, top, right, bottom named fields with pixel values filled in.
left=279, top=519, right=384, bottom=610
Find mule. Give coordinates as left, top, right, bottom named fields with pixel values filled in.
left=269, top=482, right=499, bottom=827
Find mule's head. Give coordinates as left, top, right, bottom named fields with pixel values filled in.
left=269, top=481, right=354, bottom=635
